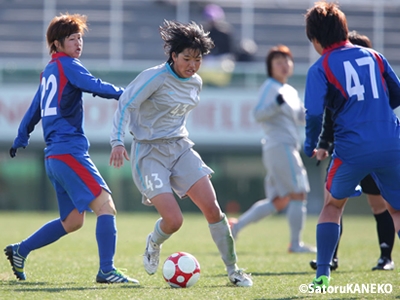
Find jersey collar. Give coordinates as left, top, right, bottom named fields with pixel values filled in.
left=51, top=52, right=70, bottom=59
left=322, top=40, right=352, bottom=55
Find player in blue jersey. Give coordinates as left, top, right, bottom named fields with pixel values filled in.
left=109, top=20, right=252, bottom=287
left=304, top=2, right=400, bottom=289
left=5, top=13, right=138, bottom=284
left=309, top=30, right=395, bottom=272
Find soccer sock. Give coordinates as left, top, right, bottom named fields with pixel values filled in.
left=151, top=218, right=171, bottom=245
left=333, top=216, right=343, bottom=259
left=374, top=210, right=395, bottom=260
left=286, top=200, right=306, bottom=247
left=209, top=214, right=237, bottom=275
left=96, top=215, right=117, bottom=273
left=316, top=222, right=340, bottom=278
left=18, top=218, right=67, bottom=258
left=234, top=199, right=276, bottom=234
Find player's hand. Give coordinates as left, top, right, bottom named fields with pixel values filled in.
left=109, top=145, right=129, bottom=168
left=9, top=147, right=17, bottom=158
left=315, top=148, right=329, bottom=161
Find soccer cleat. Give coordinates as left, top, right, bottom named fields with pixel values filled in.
left=309, top=258, right=338, bottom=271
left=4, top=243, right=26, bottom=280
left=227, top=217, right=238, bottom=239
left=143, top=233, right=161, bottom=275
left=372, top=257, right=394, bottom=271
left=288, top=243, right=317, bottom=253
left=310, top=275, right=330, bottom=291
left=228, top=269, right=253, bottom=287
left=96, top=268, right=139, bottom=284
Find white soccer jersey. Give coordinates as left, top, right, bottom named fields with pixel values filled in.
left=110, top=63, right=202, bottom=146
left=254, top=78, right=305, bottom=150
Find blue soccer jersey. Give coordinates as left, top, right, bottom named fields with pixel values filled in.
left=304, top=41, right=400, bottom=165
left=12, top=52, right=123, bottom=156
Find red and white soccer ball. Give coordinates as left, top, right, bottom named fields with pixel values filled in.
left=162, top=252, right=201, bottom=288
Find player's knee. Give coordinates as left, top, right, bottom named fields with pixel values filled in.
left=165, top=215, right=183, bottom=233
left=62, top=214, right=85, bottom=233
left=90, top=190, right=117, bottom=216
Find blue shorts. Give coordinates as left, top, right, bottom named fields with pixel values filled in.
left=326, top=155, right=400, bottom=209
left=45, top=153, right=111, bottom=220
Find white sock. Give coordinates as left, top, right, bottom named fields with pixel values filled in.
left=286, top=200, right=306, bottom=247
left=151, top=218, right=171, bottom=245
left=209, top=214, right=238, bottom=274
left=234, top=199, right=276, bottom=235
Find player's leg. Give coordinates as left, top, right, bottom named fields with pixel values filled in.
left=310, top=187, right=340, bottom=270
left=4, top=158, right=77, bottom=280
left=312, top=193, right=346, bottom=289
left=372, top=163, right=400, bottom=246
left=47, top=154, right=137, bottom=283
left=187, top=176, right=252, bottom=287
left=143, top=193, right=182, bottom=275
left=229, top=198, right=277, bottom=239
left=362, top=174, right=395, bottom=270
left=287, top=196, right=316, bottom=253
left=312, top=157, right=367, bottom=288
left=270, top=145, right=313, bottom=253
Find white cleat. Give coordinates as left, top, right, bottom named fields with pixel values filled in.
left=229, top=269, right=253, bottom=287
left=143, top=233, right=161, bottom=275
left=288, top=242, right=317, bottom=253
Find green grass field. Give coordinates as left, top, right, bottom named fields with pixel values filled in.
left=0, top=211, right=398, bottom=299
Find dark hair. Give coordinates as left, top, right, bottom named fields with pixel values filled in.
left=348, top=30, right=372, bottom=48
left=46, top=13, right=88, bottom=54
left=305, top=2, right=348, bottom=48
left=159, top=20, right=215, bottom=63
left=266, top=44, right=293, bottom=77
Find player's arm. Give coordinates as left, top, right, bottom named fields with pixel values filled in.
left=304, top=65, right=326, bottom=157
left=253, top=89, right=283, bottom=122
left=382, top=58, right=400, bottom=110
left=317, top=108, right=334, bottom=151
left=10, top=88, right=42, bottom=157
left=66, top=59, right=124, bottom=100
left=109, top=71, right=163, bottom=167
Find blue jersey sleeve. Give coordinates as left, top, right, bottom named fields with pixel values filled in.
left=382, top=58, right=400, bottom=110
left=12, top=87, right=42, bottom=149
left=304, top=63, right=326, bottom=157
left=63, top=59, right=124, bottom=99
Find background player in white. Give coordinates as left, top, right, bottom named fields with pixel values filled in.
left=229, top=45, right=315, bottom=253
left=109, top=20, right=252, bottom=287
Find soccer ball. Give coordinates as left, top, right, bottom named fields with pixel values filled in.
left=162, top=252, right=200, bottom=288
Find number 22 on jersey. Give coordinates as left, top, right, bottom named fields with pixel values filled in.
left=41, top=74, right=58, bottom=117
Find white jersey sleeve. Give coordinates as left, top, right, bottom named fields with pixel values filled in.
left=254, top=78, right=305, bottom=150
left=110, top=63, right=202, bottom=147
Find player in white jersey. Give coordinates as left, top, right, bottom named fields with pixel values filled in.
left=229, top=45, right=315, bottom=253
left=109, top=20, right=252, bottom=287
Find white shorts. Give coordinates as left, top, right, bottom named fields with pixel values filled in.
left=262, top=144, right=310, bottom=200
left=130, top=137, right=213, bottom=206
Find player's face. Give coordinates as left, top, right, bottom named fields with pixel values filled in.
left=271, top=55, right=293, bottom=84
left=57, top=33, right=83, bottom=58
left=171, top=49, right=202, bottom=78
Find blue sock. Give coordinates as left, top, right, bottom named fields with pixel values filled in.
left=96, top=215, right=117, bottom=273
left=398, top=230, right=400, bottom=239
left=18, top=219, right=67, bottom=258
left=316, top=222, right=340, bottom=278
